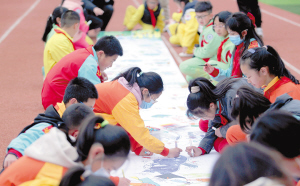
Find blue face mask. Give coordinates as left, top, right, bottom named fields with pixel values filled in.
left=229, top=34, right=244, bottom=45
left=140, top=93, right=155, bottom=109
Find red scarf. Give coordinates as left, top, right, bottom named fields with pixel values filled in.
left=231, top=43, right=244, bottom=78
left=217, top=37, right=229, bottom=62
left=264, top=77, right=291, bottom=100
left=149, top=8, right=156, bottom=28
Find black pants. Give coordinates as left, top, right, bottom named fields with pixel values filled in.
left=237, top=0, right=262, bottom=27
left=97, top=4, right=113, bottom=31
left=84, top=10, right=103, bottom=30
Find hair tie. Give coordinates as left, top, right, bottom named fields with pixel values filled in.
left=94, top=120, right=109, bottom=129
left=191, top=86, right=200, bottom=93
left=247, top=12, right=256, bottom=27
left=137, top=71, right=143, bottom=78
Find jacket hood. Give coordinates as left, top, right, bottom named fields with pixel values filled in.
left=25, top=128, right=79, bottom=168
left=268, top=94, right=293, bottom=111
left=118, top=77, right=142, bottom=106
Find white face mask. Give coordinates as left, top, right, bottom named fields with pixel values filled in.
left=85, top=159, right=110, bottom=178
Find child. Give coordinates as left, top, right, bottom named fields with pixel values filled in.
left=60, top=167, right=115, bottom=186
left=209, top=142, right=294, bottom=186
left=93, top=67, right=182, bottom=157
left=3, top=77, right=98, bottom=169
left=0, top=115, right=130, bottom=186
left=169, top=0, right=199, bottom=57
left=123, top=0, right=165, bottom=32
left=42, top=35, right=123, bottom=109
left=44, top=10, right=80, bottom=76
left=240, top=46, right=300, bottom=103
left=41, top=6, right=68, bottom=43
left=62, top=0, right=95, bottom=49
left=250, top=110, right=300, bottom=179
left=179, top=1, right=224, bottom=82
left=184, top=77, right=255, bottom=156
left=204, top=12, right=263, bottom=82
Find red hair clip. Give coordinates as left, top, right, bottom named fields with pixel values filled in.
left=247, top=12, right=256, bottom=27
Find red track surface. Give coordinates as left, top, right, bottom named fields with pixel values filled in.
left=0, top=0, right=299, bottom=162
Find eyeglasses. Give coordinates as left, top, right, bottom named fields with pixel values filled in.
left=212, top=24, right=225, bottom=29
left=195, top=14, right=210, bottom=19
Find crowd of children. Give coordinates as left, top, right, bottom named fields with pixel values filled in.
left=1, top=0, right=300, bottom=185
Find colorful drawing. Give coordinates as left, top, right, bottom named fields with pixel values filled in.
left=144, top=156, right=187, bottom=174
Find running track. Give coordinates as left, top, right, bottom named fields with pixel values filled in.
left=0, top=0, right=299, bottom=161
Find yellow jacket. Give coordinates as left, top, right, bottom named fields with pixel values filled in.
left=181, top=11, right=199, bottom=47
left=43, top=28, right=75, bottom=76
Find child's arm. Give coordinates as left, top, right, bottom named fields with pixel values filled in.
left=77, top=56, right=102, bottom=85
left=126, top=5, right=145, bottom=31
left=198, top=120, right=219, bottom=154
left=181, top=12, right=198, bottom=49
left=50, top=39, right=75, bottom=66
left=82, top=0, right=97, bottom=12
left=194, top=28, right=223, bottom=59
left=156, top=9, right=165, bottom=33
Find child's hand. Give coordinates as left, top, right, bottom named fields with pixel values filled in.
left=185, top=146, right=202, bottom=157
left=167, top=148, right=182, bottom=158
left=3, top=154, right=18, bottom=168
left=203, top=64, right=214, bottom=74
left=215, top=128, right=222, bottom=138
left=101, top=71, right=108, bottom=81
left=118, top=177, right=131, bottom=186
left=93, top=7, right=104, bottom=16
left=139, top=148, right=153, bottom=156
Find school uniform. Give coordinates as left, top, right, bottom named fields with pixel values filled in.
left=198, top=78, right=253, bottom=154
left=226, top=94, right=300, bottom=144
left=209, top=39, right=259, bottom=82
left=46, top=24, right=59, bottom=43
left=93, top=77, right=169, bottom=156
left=123, top=2, right=165, bottom=32
left=179, top=19, right=223, bottom=82
left=43, top=27, right=75, bottom=77
left=42, top=46, right=102, bottom=110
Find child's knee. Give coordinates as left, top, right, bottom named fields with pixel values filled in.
left=169, top=35, right=180, bottom=45
left=226, top=125, right=247, bottom=145
left=199, top=119, right=209, bottom=132
left=214, top=138, right=229, bottom=153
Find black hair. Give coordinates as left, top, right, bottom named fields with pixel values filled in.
left=59, top=166, right=115, bottom=186
left=60, top=10, right=80, bottom=28
left=226, top=12, right=263, bottom=53
left=94, top=36, right=123, bottom=56
left=195, top=1, right=213, bottom=13
left=212, top=11, right=232, bottom=31
left=240, top=45, right=299, bottom=84
left=209, top=142, right=293, bottom=186
left=186, top=77, right=238, bottom=119
left=231, top=86, right=271, bottom=133
left=42, top=6, right=68, bottom=42
left=76, top=115, right=130, bottom=161
left=112, top=67, right=164, bottom=94
left=173, top=0, right=190, bottom=5
left=63, top=77, right=98, bottom=104
left=250, top=110, right=300, bottom=159
left=62, top=103, right=95, bottom=130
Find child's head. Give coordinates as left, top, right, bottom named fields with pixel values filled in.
left=76, top=115, right=130, bottom=175
left=42, top=6, right=68, bottom=42
left=240, top=46, right=299, bottom=88
left=63, top=77, right=98, bottom=109
left=112, top=67, right=163, bottom=109
left=186, top=77, right=237, bottom=120
left=62, top=103, right=95, bottom=138
left=195, top=1, right=213, bottom=26
left=209, top=142, right=294, bottom=186
left=250, top=110, right=300, bottom=177
left=226, top=12, right=263, bottom=48
left=212, top=11, right=232, bottom=37
left=59, top=166, right=115, bottom=186
left=146, top=0, right=159, bottom=10
left=94, top=36, right=123, bottom=71
left=231, top=86, right=271, bottom=133
left=173, top=0, right=190, bottom=10
left=60, top=10, right=80, bottom=36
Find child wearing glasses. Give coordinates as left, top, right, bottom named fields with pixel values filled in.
left=179, top=1, right=224, bottom=82
left=204, top=12, right=263, bottom=81
left=123, top=0, right=165, bottom=32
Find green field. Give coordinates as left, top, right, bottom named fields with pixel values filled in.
left=259, top=0, right=300, bottom=15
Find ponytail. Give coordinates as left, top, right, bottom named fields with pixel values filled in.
left=186, top=77, right=238, bottom=118
left=226, top=12, right=263, bottom=53
left=112, top=67, right=164, bottom=94
left=76, top=115, right=130, bottom=162
left=231, top=86, right=271, bottom=133
left=240, top=46, right=299, bottom=84
left=42, top=6, right=68, bottom=42
left=59, top=166, right=115, bottom=186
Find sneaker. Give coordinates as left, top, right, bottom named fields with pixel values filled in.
left=179, top=52, right=193, bottom=57
left=256, top=27, right=263, bottom=38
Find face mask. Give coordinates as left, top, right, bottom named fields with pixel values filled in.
left=85, top=160, right=110, bottom=178
left=229, top=34, right=244, bottom=45
left=140, top=93, right=155, bottom=109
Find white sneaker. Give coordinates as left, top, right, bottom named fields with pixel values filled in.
left=256, top=27, right=263, bottom=38
left=179, top=52, right=193, bottom=57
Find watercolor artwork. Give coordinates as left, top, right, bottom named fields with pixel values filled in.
left=98, top=31, right=219, bottom=186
